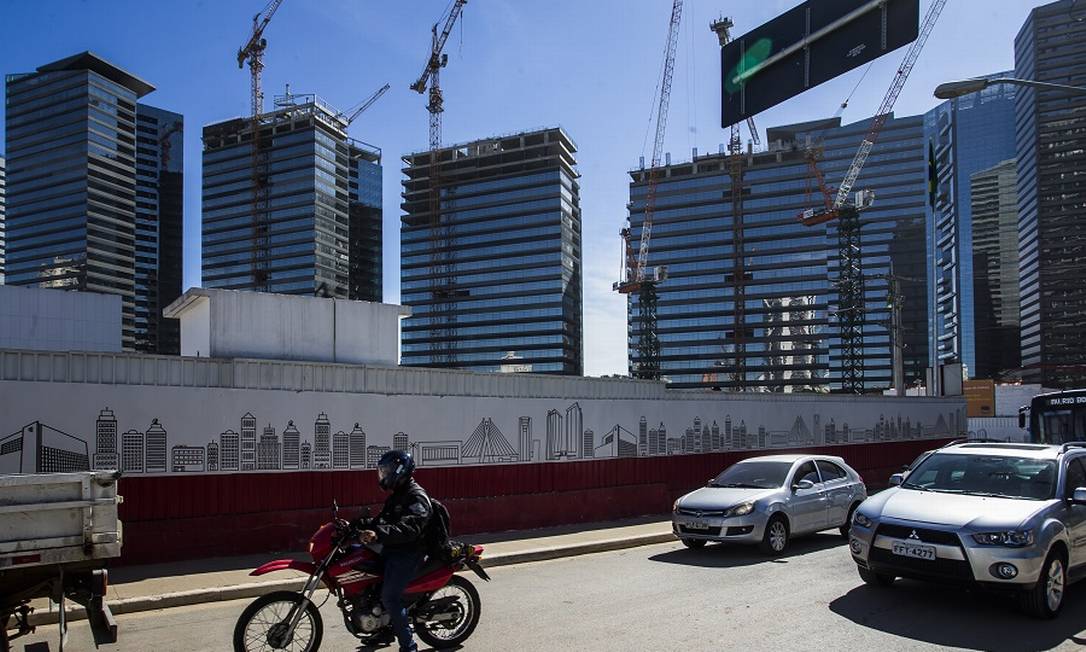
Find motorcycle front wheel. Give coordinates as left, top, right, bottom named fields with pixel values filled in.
left=414, top=574, right=481, bottom=649
left=233, top=590, right=324, bottom=652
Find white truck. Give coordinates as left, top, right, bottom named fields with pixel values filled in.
left=0, top=471, right=122, bottom=651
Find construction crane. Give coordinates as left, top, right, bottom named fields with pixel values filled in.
left=411, top=0, right=467, bottom=367
left=614, top=0, right=683, bottom=382
left=338, top=83, right=391, bottom=126
left=236, top=0, right=286, bottom=291
left=799, top=0, right=947, bottom=393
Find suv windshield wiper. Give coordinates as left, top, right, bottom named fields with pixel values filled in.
left=900, top=482, right=930, bottom=491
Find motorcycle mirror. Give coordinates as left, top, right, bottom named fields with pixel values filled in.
left=333, top=499, right=340, bottom=517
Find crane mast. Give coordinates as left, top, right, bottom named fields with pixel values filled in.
left=615, top=0, right=683, bottom=381
left=798, top=0, right=947, bottom=393
left=237, top=0, right=285, bottom=291
left=412, top=0, right=467, bottom=367
left=341, top=83, right=391, bottom=126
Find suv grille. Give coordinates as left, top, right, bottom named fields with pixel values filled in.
left=876, top=524, right=961, bottom=547
left=869, top=547, right=975, bottom=582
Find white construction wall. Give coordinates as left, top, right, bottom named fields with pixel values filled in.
left=0, top=286, right=121, bottom=353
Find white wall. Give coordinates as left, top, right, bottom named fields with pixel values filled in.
left=0, top=286, right=121, bottom=352
left=179, top=295, right=210, bottom=358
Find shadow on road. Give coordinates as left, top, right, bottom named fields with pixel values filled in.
left=647, top=531, right=844, bottom=568
left=829, top=579, right=1086, bottom=651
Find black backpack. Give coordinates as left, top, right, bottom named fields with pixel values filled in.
left=424, top=497, right=452, bottom=557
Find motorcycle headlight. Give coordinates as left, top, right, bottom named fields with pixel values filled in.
left=972, top=530, right=1034, bottom=547
left=726, top=502, right=754, bottom=517
left=853, top=512, right=874, bottom=529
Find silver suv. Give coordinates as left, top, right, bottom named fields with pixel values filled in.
left=850, top=442, right=1086, bottom=618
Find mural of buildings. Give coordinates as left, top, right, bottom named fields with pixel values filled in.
left=582, top=428, right=594, bottom=458
left=145, top=419, right=167, bottom=473
left=518, top=416, right=532, bottom=462
left=367, top=444, right=391, bottom=468
left=240, top=413, right=257, bottom=471
left=349, top=423, right=367, bottom=469
left=417, top=441, right=461, bottom=466
left=333, top=430, right=349, bottom=469
left=463, top=418, right=517, bottom=464
left=121, top=429, right=143, bottom=473
left=567, top=403, right=584, bottom=458
left=171, top=445, right=205, bottom=472
left=207, top=441, right=219, bottom=472
left=220, top=429, right=240, bottom=472
left=393, top=431, right=409, bottom=451
left=257, top=425, right=280, bottom=470
left=282, top=420, right=300, bottom=470
left=0, top=422, right=90, bottom=474
left=314, top=413, right=331, bottom=469
left=300, top=441, right=312, bottom=470
left=93, top=408, right=118, bottom=470
left=596, top=424, right=637, bottom=458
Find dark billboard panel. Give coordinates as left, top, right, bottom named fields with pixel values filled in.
left=722, top=0, right=920, bottom=127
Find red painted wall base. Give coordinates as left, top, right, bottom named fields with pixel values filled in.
left=115, top=439, right=946, bottom=565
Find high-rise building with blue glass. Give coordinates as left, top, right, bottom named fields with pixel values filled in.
left=924, top=73, right=1018, bottom=379
left=400, top=127, right=583, bottom=375
left=0, top=155, right=5, bottom=284
left=1015, top=0, right=1086, bottom=388
left=349, top=140, right=382, bottom=302
left=626, top=113, right=928, bottom=392
left=202, top=95, right=382, bottom=301
left=4, top=52, right=182, bottom=352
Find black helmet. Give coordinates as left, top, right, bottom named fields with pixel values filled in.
left=377, top=449, right=415, bottom=491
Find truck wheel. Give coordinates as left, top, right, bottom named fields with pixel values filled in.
left=1019, top=551, right=1065, bottom=619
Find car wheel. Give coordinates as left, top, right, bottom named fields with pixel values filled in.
left=759, top=515, right=789, bottom=556
left=857, top=565, right=895, bottom=587
left=1020, top=550, right=1066, bottom=619
left=681, top=538, right=707, bottom=549
left=840, top=503, right=860, bottom=539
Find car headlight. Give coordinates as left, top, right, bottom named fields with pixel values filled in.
left=673, top=499, right=680, bottom=513
left=726, top=502, right=754, bottom=517
left=853, top=512, right=874, bottom=529
left=972, top=530, right=1034, bottom=547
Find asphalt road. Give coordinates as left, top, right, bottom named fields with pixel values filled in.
left=18, top=533, right=1086, bottom=651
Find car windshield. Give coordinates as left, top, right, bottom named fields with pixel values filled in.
left=902, top=452, right=1057, bottom=500
left=710, top=461, right=791, bottom=489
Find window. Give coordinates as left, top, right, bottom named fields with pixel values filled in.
left=816, top=460, right=847, bottom=481
left=710, top=461, right=792, bottom=489
left=1065, top=458, right=1086, bottom=499
left=794, top=461, right=820, bottom=485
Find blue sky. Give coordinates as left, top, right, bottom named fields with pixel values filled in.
left=0, top=0, right=1045, bottom=375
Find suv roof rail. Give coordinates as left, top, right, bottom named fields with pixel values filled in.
left=941, top=437, right=1006, bottom=448
left=1060, top=441, right=1086, bottom=453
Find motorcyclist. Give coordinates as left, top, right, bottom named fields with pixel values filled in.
left=358, top=450, right=431, bottom=652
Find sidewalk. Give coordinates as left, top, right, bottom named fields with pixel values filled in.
left=29, top=516, right=674, bottom=626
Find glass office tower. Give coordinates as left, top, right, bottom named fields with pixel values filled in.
left=924, top=73, right=1017, bottom=378
left=400, top=127, right=583, bottom=375
left=202, top=95, right=382, bottom=300
left=0, top=155, right=5, bottom=284
left=348, top=140, right=382, bottom=302
left=1015, top=0, right=1086, bottom=388
left=627, top=114, right=928, bottom=392
left=5, top=52, right=180, bottom=351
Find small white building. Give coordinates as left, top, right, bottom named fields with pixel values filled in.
left=163, top=288, right=410, bottom=366
left=0, top=285, right=122, bottom=352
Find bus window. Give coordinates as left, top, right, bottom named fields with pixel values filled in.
left=1039, top=408, right=1086, bottom=444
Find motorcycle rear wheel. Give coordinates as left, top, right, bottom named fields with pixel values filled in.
left=233, top=590, right=324, bottom=652
left=414, top=575, right=481, bottom=649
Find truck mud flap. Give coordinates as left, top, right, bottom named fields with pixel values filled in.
left=86, top=596, right=117, bottom=645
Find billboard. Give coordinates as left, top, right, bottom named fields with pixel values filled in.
left=721, top=0, right=920, bottom=126
left=964, top=379, right=996, bottom=417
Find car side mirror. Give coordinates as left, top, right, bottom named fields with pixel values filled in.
left=792, top=479, right=815, bottom=492
left=707, top=478, right=715, bottom=486
left=1072, top=487, right=1086, bottom=505
left=900, top=464, right=910, bottom=472
left=889, top=473, right=904, bottom=487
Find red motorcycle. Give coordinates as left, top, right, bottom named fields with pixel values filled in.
left=233, top=503, right=489, bottom=651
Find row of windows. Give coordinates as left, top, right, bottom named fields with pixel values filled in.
left=401, top=319, right=570, bottom=339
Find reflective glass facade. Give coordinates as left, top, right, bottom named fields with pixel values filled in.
left=4, top=52, right=179, bottom=351
left=970, top=159, right=1020, bottom=379
left=0, top=155, right=5, bottom=284
left=202, top=98, right=379, bottom=298
left=400, top=128, right=583, bottom=375
left=348, top=140, right=382, bottom=302
left=924, top=75, right=1017, bottom=377
left=628, top=114, right=928, bottom=392
left=1015, top=0, right=1086, bottom=388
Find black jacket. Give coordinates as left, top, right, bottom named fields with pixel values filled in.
left=373, top=479, right=432, bottom=551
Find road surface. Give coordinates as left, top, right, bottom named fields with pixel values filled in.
left=19, top=534, right=1086, bottom=651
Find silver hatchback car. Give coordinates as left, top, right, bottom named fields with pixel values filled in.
left=672, top=454, right=867, bottom=555
left=850, top=442, right=1086, bottom=618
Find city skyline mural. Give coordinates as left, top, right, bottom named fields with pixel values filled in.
left=0, top=382, right=964, bottom=476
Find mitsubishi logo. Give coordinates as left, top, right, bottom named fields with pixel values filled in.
left=695, top=511, right=703, bottom=519
left=908, top=530, right=920, bottom=540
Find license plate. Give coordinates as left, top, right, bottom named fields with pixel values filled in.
left=685, top=521, right=710, bottom=530
left=891, top=541, right=936, bottom=561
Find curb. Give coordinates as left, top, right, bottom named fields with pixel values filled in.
left=28, top=530, right=675, bottom=627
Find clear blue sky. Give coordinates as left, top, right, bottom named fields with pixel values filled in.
left=0, top=0, right=1044, bottom=376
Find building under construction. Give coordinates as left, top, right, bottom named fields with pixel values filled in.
left=201, top=96, right=381, bottom=300
left=626, top=113, right=928, bottom=392
left=400, top=127, right=583, bottom=375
